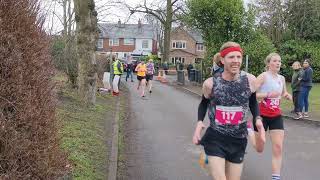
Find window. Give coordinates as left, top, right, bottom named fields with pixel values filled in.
left=172, top=41, right=186, bottom=49
left=97, top=39, right=103, bottom=49
left=109, top=38, right=119, bottom=46
left=196, top=44, right=204, bottom=51
left=124, top=38, right=134, bottom=45
left=171, top=57, right=185, bottom=64
left=142, top=40, right=149, bottom=48
left=195, top=58, right=202, bottom=64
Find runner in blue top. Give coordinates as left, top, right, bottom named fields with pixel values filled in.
left=192, top=42, right=265, bottom=180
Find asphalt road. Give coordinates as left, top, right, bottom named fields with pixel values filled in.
left=120, top=77, right=320, bottom=180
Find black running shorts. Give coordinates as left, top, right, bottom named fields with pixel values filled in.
left=146, top=74, right=153, bottom=81
left=137, top=76, right=146, bottom=81
left=200, top=128, right=247, bottom=164
left=254, top=115, right=284, bottom=131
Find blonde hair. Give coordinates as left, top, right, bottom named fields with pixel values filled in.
left=292, top=61, right=301, bottom=69
left=220, top=41, right=241, bottom=51
left=265, top=52, right=280, bottom=71
left=212, top=52, right=222, bottom=66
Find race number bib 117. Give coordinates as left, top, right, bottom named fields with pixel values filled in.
left=215, top=106, right=243, bottom=125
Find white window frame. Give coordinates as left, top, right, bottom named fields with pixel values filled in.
left=196, top=44, right=204, bottom=51
left=142, top=40, right=149, bottom=49
left=124, top=38, right=134, bottom=45
left=172, top=41, right=186, bottom=49
left=109, top=38, right=119, bottom=46
left=171, top=57, right=185, bottom=64
left=97, top=39, right=103, bottom=49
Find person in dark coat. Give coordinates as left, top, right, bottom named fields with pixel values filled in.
left=295, top=59, right=313, bottom=119
left=291, top=61, right=303, bottom=114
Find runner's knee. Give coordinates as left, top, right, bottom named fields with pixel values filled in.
left=272, top=143, right=283, bottom=157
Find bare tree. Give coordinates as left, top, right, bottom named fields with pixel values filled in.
left=74, top=0, right=99, bottom=105
left=117, top=0, right=185, bottom=63
left=253, top=0, right=288, bottom=46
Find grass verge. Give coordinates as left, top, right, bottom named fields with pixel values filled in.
left=116, top=86, right=130, bottom=179
left=55, top=73, right=117, bottom=179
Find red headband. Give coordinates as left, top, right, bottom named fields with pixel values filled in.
left=220, top=47, right=243, bottom=58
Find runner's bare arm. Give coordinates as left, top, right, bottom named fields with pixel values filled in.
left=281, top=75, right=292, bottom=100
left=255, top=72, right=268, bottom=99
left=247, top=73, right=257, bottom=93
left=247, top=73, right=262, bottom=125
left=193, top=78, right=212, bottom=145
left=202, top=77, right=213, bottom=99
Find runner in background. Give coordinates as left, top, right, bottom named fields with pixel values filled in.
left=146, top=59, right=155, bottom=93
left=135, top=61, right=147, bottom=98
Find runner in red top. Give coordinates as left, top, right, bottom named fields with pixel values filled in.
left=255, top=53, right=292, bottom=180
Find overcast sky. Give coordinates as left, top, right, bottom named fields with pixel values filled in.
left=41, top=0, right=252, bottom=34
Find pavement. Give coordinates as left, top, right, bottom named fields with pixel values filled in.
left=117, top=75, right=320, bottom=180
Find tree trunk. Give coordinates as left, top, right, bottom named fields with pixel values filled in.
left=162, top=0, right=172, bottom=63
left=66, top=0, right=78, bottom=86
left=74, top=0, right=98, bottom=105
left=62, top=0, right=77, bottom=86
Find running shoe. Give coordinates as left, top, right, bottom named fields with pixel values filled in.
left=198, top=151, right=210, bottom=175
left=294, top=113, right=303, bottom=120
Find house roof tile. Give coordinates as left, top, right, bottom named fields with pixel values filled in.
left=172, top=27, right=204, bottom=43
left=98, top=23, right=156, bottom=39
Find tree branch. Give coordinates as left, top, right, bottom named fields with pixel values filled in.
left=171, top=0, right=179, bottom=6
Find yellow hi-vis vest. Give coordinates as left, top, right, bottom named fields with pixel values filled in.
left=113, top=60, right=123, bottom=75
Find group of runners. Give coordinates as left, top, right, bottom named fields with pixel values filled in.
left=134, top=59, right=155, bottom=98
left=193, top=42, right=292, bottom=180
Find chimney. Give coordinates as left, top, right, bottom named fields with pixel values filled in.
left=138, top=19, right=142, bottom=28
left=117, top=19, right=121, bottom=27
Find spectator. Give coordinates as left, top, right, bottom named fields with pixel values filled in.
left=125, top=55, right=134, bottom=82
left=112, top=59, right=123, bottom=96
left=187, top=63, right=194, bottom=80
left=163, top=62, right=169, bottom=75
left=179, top=62, right=184, bottom=70
left=291, top=61, right=303, bottom=114
left=295, top=59, right=313, bottom=119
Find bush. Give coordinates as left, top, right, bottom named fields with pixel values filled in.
left=0, top=0, right=67, bottom=178
left=51, top=36, right=78, bottom=87
left=279, top=39, right=320, bottom=82
left=242, top=32, right=276, bottom=76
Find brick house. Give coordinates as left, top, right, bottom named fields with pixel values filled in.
left=169, top=27, right=205, bottom=65
left=97, top=20, right=158, bottom=60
